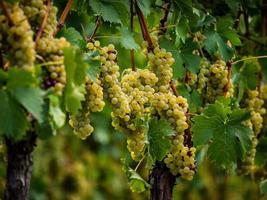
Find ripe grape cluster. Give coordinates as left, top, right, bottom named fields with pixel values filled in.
left=0, top=2, right=35, bottom=71
left=84, top=39, right=196, bottom=179
left=242, top=89, right=266, bottom=172
left=69, top=77, right=105, bottom=140
left=195, top=59, right=233, bottom=103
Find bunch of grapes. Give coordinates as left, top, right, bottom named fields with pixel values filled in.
left=143, top=36, right=174, bottom=93
left=241, top=89, right=266, bottom=172
left=69, top=77, right=105, bottom=140
left=152, top=92, right=196, bottom=180
left=24, top=0, right=70, bottom=95
left=0, top=2, right=35, bottom=71
left=196, top=59, right=233, bottom=103
left=121, top=68, right=158, bottom=160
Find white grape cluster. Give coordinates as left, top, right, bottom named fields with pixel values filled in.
left=0, top=2, right=35, bottom=71
left=85, top=39, right=196, bottom=179
left=242, top=89, right=266, bottom=172
left=69, top=77, right=105, bottom=140
left=196, top=59, right=233, bottom=103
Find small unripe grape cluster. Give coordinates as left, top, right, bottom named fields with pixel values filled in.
left=242, top=89, right=266, bottom=172
left=186, top=71, right=198, bottom=86
left=0, top=2, right=35, bottom=71
left=196, top=59, right=210, bottom=92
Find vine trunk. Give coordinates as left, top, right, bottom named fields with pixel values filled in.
left=4, top=135, right=36, bottom=200
left=149, top=161, right=176, bottom=200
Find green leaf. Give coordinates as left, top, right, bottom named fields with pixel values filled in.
left=204, top=30, right=233, bottom=61
left=119, top=27, right=140, bottom=51
left=48, top=95, right=66, bottom=128
left=137, top=0, right=153, bottom=16
left=0, top=91, right=28, bottom=139
left=175, top=16, right=189, bottom=45
left=148, top=118, right=175, bottom=161
left=10, top=87, right=44, bottom=123
left=64, top=47, right=87, bottom=114
left=159, top=37, right=184, bottom=79
left=182, top=53, right=201, bottom=73
left=128, top=168, right=150, bottom=193
left=240, top=59, right=261, bottom=90
left=122, top=158, right=150, bottom=193
left=36, top=100, right=56, bottom=139
left=58, top=27, right=85, bottom=48
left=260, top=179, right=267, bottom=196
left=7, top=68, right=37, bottom=88
left=89, top=0, right=122, bottom=24
left=84, top=51, right=101, bottom=81
left=192, top=100, right=252, bottom=169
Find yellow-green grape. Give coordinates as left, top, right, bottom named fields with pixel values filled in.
left=37, top=37, right=69, bottom=95
left=85, top=78, right=105, bottom=112
left=164, top=135, right=196, bottom=180
left=186, top=71, right=198, bottom=86
left=153, top=92, right=196, bottom=180
left=69, top=111, right=94, bottom=140
left=196, top=59, right=210, bottom=93
left=120, top=69, right=158, bottom=160
left=93, top=41, right=131, bottom=124
left=242, top=89, right=266, bottom=172
left=143, top=36, right=174, bottom=92
left=22, top=0, right=57, bottom=36
left=0, top=2, right=35, bottom=71
left=127, top=130, right=146, bottom=161
left=204, top=60, right=232, bottom=103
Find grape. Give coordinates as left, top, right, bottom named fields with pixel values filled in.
left=241, top=89, right=266, bottom=173
left=0, top=2, right=35, bottom=71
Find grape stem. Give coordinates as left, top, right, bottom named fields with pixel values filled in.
left=54, top=0, right=74, bottom=36
left=86, top=16, right=101, bottom=42
left=35, top=0, right=51, bottom=46
left=134, top=153, right=146, bottom=171
left=158, top=0, right=171, bottom=36
left=169, top=80, right=179, bottom=96
left=134, top=0, right=154, bottom=51
left=130, top=0, right=136, bottom=71
left=36, top=61, right=63, bottom=68
left=0, top=1, right=13, bottom=25
left=232, top=55, right=267, bottom=65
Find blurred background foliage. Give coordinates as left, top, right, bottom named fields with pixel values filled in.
left=1, top=0, right=267, bottom=199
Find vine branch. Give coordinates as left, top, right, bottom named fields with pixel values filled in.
left=158, top=0, right=171, bottom=35
left=54, top=0, right=74, bottom=36
left=134, top=0, right=154, bottom=51
left=130, top=0, right=136, bottom=71
left=232, top=55, right=267, bottom=65
left=0, top=1, right=13, bottom=25
left=169, top=80, right=179, bottom=96
left=86, top=16, right=101, bottom=42
left=35, top=0, right=51, bottom=45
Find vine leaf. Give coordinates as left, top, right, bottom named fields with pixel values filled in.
left=119, top=27, right=140, bottom=51
left=84, top=51, right=101, bottom=82
left=48, top=95, right=66, bottom=128
left=260, top=179, right=267, bottom=196
left=204, top=30, right=233, bottom=61
left=0, top=91, right=28, bottom=139
left=192, top=100, right=252, bottom=169
left=58, top=27, right=85, bottom=48
left=10, top=87, right=44, bottom=123
left=148, top=118, right=175, bottom=161
left=89, top=0, right=123, bottom=24
left=64, top=47, right=87, bottom=115
left=122, top=159, right=150, bottom=193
